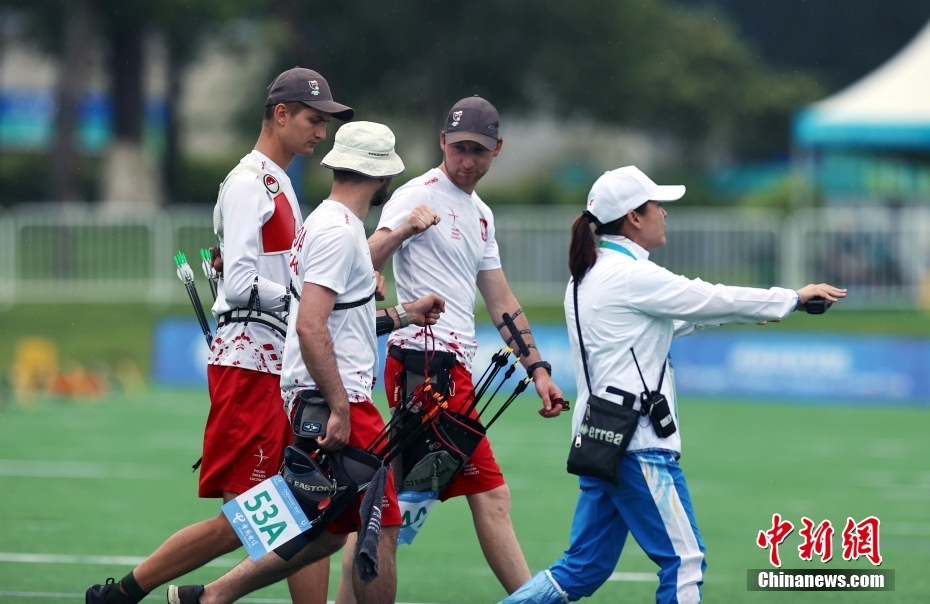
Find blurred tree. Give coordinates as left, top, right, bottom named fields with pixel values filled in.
left=262, top=0, right=821, bottom=162
left=677, top=0, right=930, bottom=89
left=0, top=0, right=259, bottom=203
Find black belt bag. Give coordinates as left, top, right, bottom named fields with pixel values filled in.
left=388, top=347, right=484, bottom=493
left=566, top=281, right=639, bottom=485
left=566, top=387, right=638, bottom=485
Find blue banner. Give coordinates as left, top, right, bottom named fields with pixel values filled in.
left=152, top=318, right=930, bottom=404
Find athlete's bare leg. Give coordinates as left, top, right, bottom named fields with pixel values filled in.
left=133, top=491, right=242, bottom=592
left=350, top=526, right=398, bottom=604
left=334, top=534, right=358, bottom=604
left=199, top=531, right=347, bottom=604
left=468, top=484, right=531, bottom=594
left=287, top=557, right=331, bottom=604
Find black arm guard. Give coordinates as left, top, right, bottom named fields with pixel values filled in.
left=376, top=313, right=395, bottom=336
left=500, top=311, right=531, bottom=357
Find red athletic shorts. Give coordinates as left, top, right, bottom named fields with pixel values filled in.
left=327, top=399, right=401, bottom=534
left=200, top=364, right=291, bottom=498
left=385, top=351, right=506, bottom=502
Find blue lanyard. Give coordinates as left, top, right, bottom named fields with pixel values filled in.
left=597, top=240, right=636, bottom=260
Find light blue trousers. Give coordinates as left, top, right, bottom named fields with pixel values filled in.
left=501, top=450, right=705, bottom=604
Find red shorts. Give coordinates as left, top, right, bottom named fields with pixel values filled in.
left=327, top=399, right=401, bottom=534
left=385, top=352, right=506, bottom=502
left=201, top=364, right=291, bottom=498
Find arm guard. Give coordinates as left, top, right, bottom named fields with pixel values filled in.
left=376, top=312, right=395, bottom=336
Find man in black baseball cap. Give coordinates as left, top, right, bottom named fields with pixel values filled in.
left=266, top=67, right=355, bottom=121
left=338, top=95, right=565, bottom=600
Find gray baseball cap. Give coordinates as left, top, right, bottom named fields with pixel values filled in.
left=265, top=67, right=354, bottom=121
left=443, top=96, right=500, bottom=150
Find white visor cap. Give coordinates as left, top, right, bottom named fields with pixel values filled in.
left=321, top=121, right=405, bottom=178
left=585, top=166, right=685, bottom=224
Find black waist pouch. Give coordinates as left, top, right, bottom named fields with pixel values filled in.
left=566, top=389, right=638, bottom=485
left=275, top=444, right=382, bottom=560
left=400, top=410, right=485, bottom=493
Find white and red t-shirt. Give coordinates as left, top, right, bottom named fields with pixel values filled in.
left=209, top=150, right=301, bottom=374
left=280, top=200, right=378, bottom=412
left=377, top=168, right=501, bottom=373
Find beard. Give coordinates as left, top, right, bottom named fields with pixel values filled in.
left=369, top=181, right=391, bottom=207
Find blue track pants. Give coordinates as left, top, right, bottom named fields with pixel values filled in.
left=501, top=450, right=705, bottom=604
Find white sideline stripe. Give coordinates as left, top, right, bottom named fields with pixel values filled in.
left=0, top=595, right=428, bottom=604
left=0, top=460, right=176, bottom=480
left=0, top=552, right=237, bottom=568
left=608, top=571, right=657, bottom=582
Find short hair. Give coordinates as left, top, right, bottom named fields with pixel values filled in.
left=263, top=102, right=308, bottom=124
left=332, top=169, right=373, bottom=184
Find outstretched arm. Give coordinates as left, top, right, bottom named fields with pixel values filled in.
left=477, top=268, right=565, bottom=418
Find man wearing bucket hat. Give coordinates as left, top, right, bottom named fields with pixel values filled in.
left=85, top=67, right=354, bottom=604
left=328, top=96, right=565, bottom=598
left=167, top=121, right=446, bottom=604
left=500, top=166, right=845, bottom=604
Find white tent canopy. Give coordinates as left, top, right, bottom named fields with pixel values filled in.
left=794, top=19, right=930, bottom=149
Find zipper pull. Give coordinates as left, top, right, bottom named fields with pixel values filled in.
left=574, top=433, right=582, bottom=448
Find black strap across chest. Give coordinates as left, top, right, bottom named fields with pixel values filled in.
left=290, top=282, right=375, bottom=310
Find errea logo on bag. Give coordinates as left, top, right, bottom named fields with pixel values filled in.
left=579, top=423, right=624, bottom=445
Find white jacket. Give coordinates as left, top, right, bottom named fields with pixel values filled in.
left=564, top=235, right=798, bottom=454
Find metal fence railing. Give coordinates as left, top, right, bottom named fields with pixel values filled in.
left=0, top=203, right=928, bottom=308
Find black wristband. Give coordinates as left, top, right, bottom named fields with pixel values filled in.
left=526, top=361, right=551, bottom=378
left=375, top=313, right=395, bottom=336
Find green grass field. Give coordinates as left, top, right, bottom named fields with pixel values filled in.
left=1, top=390, right=928, bottom=603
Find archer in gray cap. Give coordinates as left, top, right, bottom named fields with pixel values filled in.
left=333, top=95, right=565, bottom=599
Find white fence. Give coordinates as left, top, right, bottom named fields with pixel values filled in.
left=0, top=203, right=927, bottom=308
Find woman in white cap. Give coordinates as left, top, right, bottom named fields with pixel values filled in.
left=501, top=166, right=845, bottom=604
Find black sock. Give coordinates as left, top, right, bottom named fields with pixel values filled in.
left=105, top=571, right=149, bottom=604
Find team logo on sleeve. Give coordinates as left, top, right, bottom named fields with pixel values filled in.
left=451, top=110, right=463, bottom=126
left=308, top=80, right=320, bottom=95
left=263, top=174, right=280, bottom=194
left=479, top=217, right=488, bottom=242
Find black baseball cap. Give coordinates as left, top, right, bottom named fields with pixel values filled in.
left=443, top=96, right=500, bottom=150
left=265, top=67, right=355, bottom=121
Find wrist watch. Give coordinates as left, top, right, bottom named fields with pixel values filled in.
left=526, top=361, right=552, bottom=379
left=394, top=304, right=409, bottom=328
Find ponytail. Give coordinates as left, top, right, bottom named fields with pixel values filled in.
left=569, top=213, right=598, bottom=284
left=568, top=206, right=644, bottom=283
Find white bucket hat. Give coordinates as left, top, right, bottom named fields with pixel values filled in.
left=321, top=121, right=405, bottom=178
left=585, top=166, right=685, bottom=224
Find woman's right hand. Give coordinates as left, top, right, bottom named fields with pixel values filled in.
left=797, top=283, right=847, bottom=306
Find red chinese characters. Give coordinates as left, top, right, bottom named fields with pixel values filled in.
left=798, top=517, right=834, bottom=563
left=842, top=516, right=882, bottom=566
left=757, top=513, right=795, bottom=568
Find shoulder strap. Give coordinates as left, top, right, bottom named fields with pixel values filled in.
left=572, top=280, right=594, bottom=394
left=289, top=281, right=375, bottom=311
left=214, top=163, right=268, bottom=241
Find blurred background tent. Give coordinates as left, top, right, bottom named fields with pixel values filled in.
left=793, top=19, right=930, bottom=205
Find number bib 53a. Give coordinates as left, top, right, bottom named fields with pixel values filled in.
left=222, top=475, right=312, bottom=560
